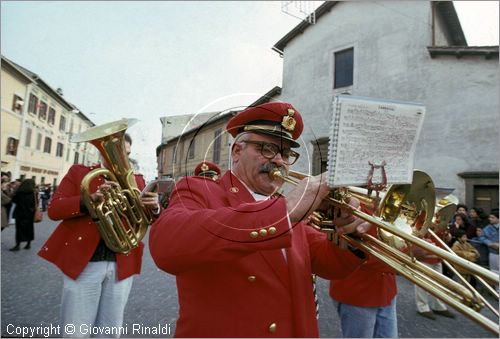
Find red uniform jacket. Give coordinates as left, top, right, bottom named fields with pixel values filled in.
left=149, top=171, right=365, bottom=338
left=38, top=164, right=145, bottom=281
left=330, top=206, right=397, bottom=307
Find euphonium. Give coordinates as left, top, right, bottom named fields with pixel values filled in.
left=71, top=119, right=151, bottom=254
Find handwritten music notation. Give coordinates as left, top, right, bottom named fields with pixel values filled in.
left=327, top=95, right=425, bottom=188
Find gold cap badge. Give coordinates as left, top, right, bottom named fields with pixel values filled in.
left=281, top=108, right=296, bottom=132
left=200, top=163, right=209, bottom=172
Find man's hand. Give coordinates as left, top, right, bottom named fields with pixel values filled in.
left=490, top=242, right=499, bottom=251
left=141, top=191, right=160, bottom=213
left=412, top=238, right=439, bottom=260
left=285, top=172, right=373, bottom=236
left=332, top=197, right=372, bottom=236
left=89, top=181, right=117, bottom=203
left=286, top=173, right=330, bottom=223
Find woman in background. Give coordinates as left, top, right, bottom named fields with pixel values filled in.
left=9, top=178, right=36, bottom=251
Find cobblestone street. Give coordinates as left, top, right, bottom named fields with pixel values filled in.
left=1, top=213, right=497, bottom=337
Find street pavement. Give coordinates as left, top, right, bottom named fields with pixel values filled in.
left=1, top=213, right=498, bottom=338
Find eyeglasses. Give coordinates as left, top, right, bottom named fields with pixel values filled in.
left=240, top=140, right=300, bottom=165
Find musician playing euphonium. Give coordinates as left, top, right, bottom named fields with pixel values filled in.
left=38, top=133, right=160, bottom=338
left=149, top=102, right=373, bottom=337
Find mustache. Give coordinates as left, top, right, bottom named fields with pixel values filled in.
left=259, top=163, right=285, bottom=175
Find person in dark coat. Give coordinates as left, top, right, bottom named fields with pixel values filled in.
left=1, top=180, right=12, bottom=231
left=9, top=178, right=37, bottom=251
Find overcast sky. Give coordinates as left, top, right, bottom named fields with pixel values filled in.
left=1, top=1, right=498, bottom=181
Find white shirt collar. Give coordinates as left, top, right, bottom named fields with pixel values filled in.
left=231, top=171, right=270, bottom=201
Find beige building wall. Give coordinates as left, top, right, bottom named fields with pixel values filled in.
left=1, top=63, right=31, bottom=176
left=158, top=113, right=235, bottom=180
left=157, top=94, right=285, bottom=181
left=1, top=57, right=98, bottom=187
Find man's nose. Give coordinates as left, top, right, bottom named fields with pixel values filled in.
left=271, top=152, right=286, bottom=165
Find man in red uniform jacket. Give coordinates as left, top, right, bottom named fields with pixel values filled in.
left=38, top=133, right=160, bottom=337
left=330, top=218, right=398, bottom=337
left=149, top=102, right=373, bottom=337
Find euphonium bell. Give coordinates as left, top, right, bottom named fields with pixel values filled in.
left=71, top=118, right=151, bottom=254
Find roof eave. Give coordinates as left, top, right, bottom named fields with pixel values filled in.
left=273, top=1, right=338, bottom=54
left=427, top=46, right=499, bottom=59
left=162, top=111, right=239, bottom=145
left=249, top=86, right=282, bottom=106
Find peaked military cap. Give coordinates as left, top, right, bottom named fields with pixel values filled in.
left=226, top=102, right=304, bottom=148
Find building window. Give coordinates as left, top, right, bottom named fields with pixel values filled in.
left=25, top=128, right=32, bottom=147
left=74, top=151, right=79, bottom=164
left=59, top=115, right=66, bottom=132
left=6, top=137, right=19, bottom=155
left=172, top=145, right=178, bottom=164
left=188, top=139, right=195, bottom=159
left=48, top=107, right=56, bottom=125
left=311, top=137, right=329, bottom=175
left=213, top=129, right=222, bottom=164
left=12, top=94, right=24, bottom=113
left=36, top=133, right=43, bottom=150
left=44, top=137, right=52, bottom=154
left=334, top=48, right=354, bottom=89
left=38, top=101, right=48, bottom=120
left=28, top=93, right=38, bottom=114
left=56, top=142, right=64, bottom=157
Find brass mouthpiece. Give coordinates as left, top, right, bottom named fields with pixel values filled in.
left=269, top=167, right=287, bottom=180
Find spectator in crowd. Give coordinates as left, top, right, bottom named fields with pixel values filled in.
left=41, top=184, right=52, bottom=212
left=2, top=172, right=14, bottom=224
left=469, top=207, right=488, bottom=229
left=1, top=177, right=12, bottom=231
left=448, top=212, right=474, bottom=245
left=7, top=178, right=22, bottom=225
left=9, top=178, right=37, bottom=251
left=470, top=227, right=490, bottom=269
left=479, top=210, right=499, bottom=276
left=451, top=229, right=480, bottom=284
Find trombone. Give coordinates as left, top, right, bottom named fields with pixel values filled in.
left=271, top=168, right=499, bottom=335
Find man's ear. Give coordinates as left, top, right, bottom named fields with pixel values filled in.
left=231, top=142, right=242, bottom=163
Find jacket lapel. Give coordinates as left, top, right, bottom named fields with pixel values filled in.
left=220, top=171, right=290, bottom=288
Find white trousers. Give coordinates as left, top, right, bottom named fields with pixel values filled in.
left=415, top=262, right=448, bottom=313
left=61, top=262, right=133, bottom=338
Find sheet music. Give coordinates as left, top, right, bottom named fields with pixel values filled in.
left=327, top=95, right=425, bottom=188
